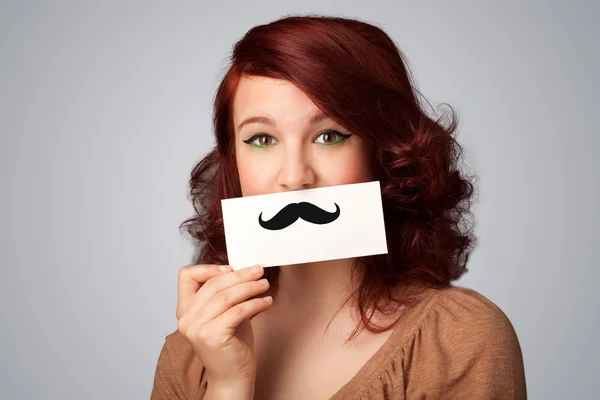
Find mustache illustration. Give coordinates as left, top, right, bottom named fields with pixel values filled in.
left=258, top=202, right=341, bottom=230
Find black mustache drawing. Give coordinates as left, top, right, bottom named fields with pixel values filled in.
left=258, top=202, right=341, bottom=231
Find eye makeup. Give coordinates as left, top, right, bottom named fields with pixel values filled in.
left=242, top=129, right=352, bottom=148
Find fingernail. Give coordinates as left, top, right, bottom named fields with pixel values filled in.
left=220, top=265, right=232, bottom=272
left=250, top=265, right=263, bottom=274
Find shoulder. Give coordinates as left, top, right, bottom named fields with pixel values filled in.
left=405, top=285, right=524, bottom=360
left=397, top=285, right=527, bottom=399
left=424, top=285, right=519, bottom=336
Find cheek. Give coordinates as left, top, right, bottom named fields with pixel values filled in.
left=236, top=150, right=272, bottom=196
left=319, top=148, right=373, bottom=185
left=333, top=162, right=372, bottom=184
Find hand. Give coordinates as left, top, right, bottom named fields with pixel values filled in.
left=176, top=263, right=272, bottom=384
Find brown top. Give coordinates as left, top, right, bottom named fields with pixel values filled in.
left=150, top=285, right=527, bottom=399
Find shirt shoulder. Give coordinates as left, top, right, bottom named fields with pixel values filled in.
left=402, top=285, right=527, bottom=399
left=347, top=285, right=527, bottom=399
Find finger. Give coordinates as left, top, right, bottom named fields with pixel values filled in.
left=194, top=278, right=270, bottom=324
left=194, top=264, right=264, bottom=304
left=211, top=296, right=273, bottom=338
left=177, top=264, right=232, bottom=312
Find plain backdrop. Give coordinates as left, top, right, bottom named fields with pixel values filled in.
left=1, top=1, right=598, bottom=399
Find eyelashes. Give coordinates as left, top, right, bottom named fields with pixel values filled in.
left=243, top=130, right=352, bottom=148
left=243, top=133, right=275, bottom=147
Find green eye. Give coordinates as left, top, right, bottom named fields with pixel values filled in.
left=314, top=130, right=352, bottom=145
left=243, top=134, right=277, bottom=148
left=242, top=130, right=352, bottom=148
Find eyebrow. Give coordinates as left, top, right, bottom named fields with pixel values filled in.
left=236, top=110, right=331, bottom=132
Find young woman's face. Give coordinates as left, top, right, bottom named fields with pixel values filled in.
left=232, top=75, right=374, bottom=196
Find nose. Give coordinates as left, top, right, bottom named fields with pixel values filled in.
left=277, top=147, right=315, bottom=191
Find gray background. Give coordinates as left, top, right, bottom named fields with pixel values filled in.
left=1, top=1, right=597, bottom=399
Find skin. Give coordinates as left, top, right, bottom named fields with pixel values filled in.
left=232, top=75, right=375, bottom=322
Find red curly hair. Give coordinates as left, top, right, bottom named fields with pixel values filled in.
left=180, top=14, right=478, bottom=343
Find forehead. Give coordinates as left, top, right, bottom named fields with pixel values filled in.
left=232, top=75, right=320, bottom=127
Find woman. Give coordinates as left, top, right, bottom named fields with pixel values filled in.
left=151, top=15, right=526, bottom=400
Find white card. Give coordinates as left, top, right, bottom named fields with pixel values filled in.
left=221, top=181, right=388, bottom=270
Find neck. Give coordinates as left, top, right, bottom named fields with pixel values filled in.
left=269, top=258, right=364, bottom=318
